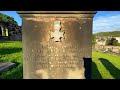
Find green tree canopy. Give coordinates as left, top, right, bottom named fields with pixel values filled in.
left=92, top=34, right=96, bottom=44
left=94, top=31, right=120, bottom=37
left=0, top=13, right=7, bottom=22
left=0, top=13, right=18, bottom=26
left=106, top=38, right=120, bottom=46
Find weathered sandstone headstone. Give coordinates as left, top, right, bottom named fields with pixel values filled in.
left=17, top=11, right=96, bottom=79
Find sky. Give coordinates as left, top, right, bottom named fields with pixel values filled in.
left=0, top=11, right=120, bottom=33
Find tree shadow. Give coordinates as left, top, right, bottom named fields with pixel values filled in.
left=0, top=48, right=22, bottom=55
left=0, top=40, right=22, bottom=43
left=92, top=62, right=103, bottom=79
left=99, top=58, right=120, bottom=79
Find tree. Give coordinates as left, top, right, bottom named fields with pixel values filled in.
left=6, top=16, right=18, bottom=26
left=112, top=38, right=118, bottom=46
left=92, top=34, right=96, bottom=45
left=0, top=13, right=18, bottom=26
left=0, top=13, right=7, bottom=22
left=106, top=38, right=120, bottom=46
left=106, top=39, right=111, bottom=45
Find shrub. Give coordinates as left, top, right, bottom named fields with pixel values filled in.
left=106, top=38, right=120, bottom=46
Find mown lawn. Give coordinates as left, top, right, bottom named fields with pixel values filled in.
left=0, top=41, right=120, bottom=79
left=0, top=40, right=23, bottom=79
left=92, top=51, right=120, bottom=79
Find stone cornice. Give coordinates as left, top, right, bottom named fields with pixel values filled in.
left=17, top=11, right=97, bottom=18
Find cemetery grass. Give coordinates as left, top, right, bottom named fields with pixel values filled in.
left=92, top=51, right=120, bottom=79
left=0, top=41, right=120, bottom=79
left=0, top=40, right=23, bottom=79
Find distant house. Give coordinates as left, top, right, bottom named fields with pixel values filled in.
left=115, top=37, right=120, bottom=43
left=96, top=41, right=106, bottom=46
left=96, top=36, right=107, bottom=45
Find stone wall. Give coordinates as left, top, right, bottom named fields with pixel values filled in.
left=95, top=44, right=120, bottom=54
left=9, top=26, right=22, bottom=41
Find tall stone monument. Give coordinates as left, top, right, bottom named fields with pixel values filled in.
left=17, top=11, right=96, bottom=79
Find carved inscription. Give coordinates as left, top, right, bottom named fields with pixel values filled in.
left=25, top=41, right=84, bottom=69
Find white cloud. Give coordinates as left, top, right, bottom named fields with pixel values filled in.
left=93, top=14, right=120, bottom=33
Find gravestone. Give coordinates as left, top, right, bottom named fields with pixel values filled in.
left=17, top=11, right=96, bottom=79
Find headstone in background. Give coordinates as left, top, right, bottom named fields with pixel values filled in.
left=0, top=62, right=16, bottom=73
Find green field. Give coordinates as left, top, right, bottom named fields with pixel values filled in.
left=92, top=51, right=120, bottom=79
left=0, top=41, right=120, bottom=79
left=0, top=41, right=23, bottom=79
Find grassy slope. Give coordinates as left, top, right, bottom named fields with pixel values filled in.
left=92, top=51, right=120, bottom=79
left=0, top=41, right=23, bottom=79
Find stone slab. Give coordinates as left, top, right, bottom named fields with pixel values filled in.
left=0, top=62, right=16, bottom=73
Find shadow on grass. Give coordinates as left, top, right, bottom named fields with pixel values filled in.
left=0, top=48, right=22, bottom=55
left=0, top=39, right=22, bottom=42
left=99, top=58, right=120, bottom=79
left=92, top=62, right=103, bottom=79
left=83, top=58, right=103, bottom=79
left=0, top=41, right=11, bottom=43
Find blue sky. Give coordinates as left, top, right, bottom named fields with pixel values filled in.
left=0, top=11, right=120, bottom=33
left=93, top=11, right=120, bottom=33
